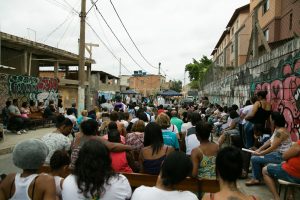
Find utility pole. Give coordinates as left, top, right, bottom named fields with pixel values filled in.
left=119, top=58, right=122, bottom=76
left=78, top=0, right=87, bottom=116
left=158, top=62, right=161, bottom=75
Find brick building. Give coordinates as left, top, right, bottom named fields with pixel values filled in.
left=128, top=74, right=168, bottom=96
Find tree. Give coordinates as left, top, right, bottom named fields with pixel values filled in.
left=170, top=80, right=182, bottom=92
left=185, top=56, right=212, bottom=89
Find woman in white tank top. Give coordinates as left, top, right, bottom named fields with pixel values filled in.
left=0, top=139, right=56, bottom=200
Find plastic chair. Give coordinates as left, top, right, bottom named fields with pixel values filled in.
left=278, top=179, right=300, bottom=200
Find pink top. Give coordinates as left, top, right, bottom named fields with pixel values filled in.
left=110, top=152, right=133, bottom=173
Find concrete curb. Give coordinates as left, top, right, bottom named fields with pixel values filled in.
left=0, top=146, right=14, bottom=156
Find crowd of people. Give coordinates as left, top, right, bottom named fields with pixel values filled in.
left=0, top=92, right=299, bottom=200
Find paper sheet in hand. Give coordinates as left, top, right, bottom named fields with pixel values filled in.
left=242, top=148, right=255, bottom=154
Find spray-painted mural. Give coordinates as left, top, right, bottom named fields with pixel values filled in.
left=0, top=73, right=59, bottom=111
left=252, top=52, right=300, bottom=141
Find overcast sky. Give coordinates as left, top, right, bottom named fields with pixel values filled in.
left=0, top=0, right=249, bottom=82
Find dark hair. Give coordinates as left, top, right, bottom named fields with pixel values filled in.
left=144, top=122, right=163, bottom=155
left=158, top=105, right=163, bottom=109
left=257, top=90, right=268, bottom=99
left=72, top=103, right=76, bottom=107
left=245, top=100, right=251, bottom=106
left=195, top=122, right=213, bottom=141
left=50, top=150, right=70, bottom=170
left=216, top=146, right=243, bottom=182
left=109, top=111, right=119, bottom=122
left=108, top=129, right=121, bottom=143
left=58, top=99, right=63, bottom=108
left=229, top=110, right=239, bottom=119
left=223, top=106, right=228, bottom=113
left=29, top=100, right=35, bottom=107
left=271, top=112, right=286, bottom=127
left=251, top=96, right=258, bottom=104
left=231, top=104, right=238, bottom=111
left=80, top=119, right=99, bottom=136
left=74, top=140, right=115, bottom=198
left=55, top=115, right=73, bottom=128
left=190, top=112, right=201, bottom=126
left=101, top=112, right=110, bottom=118
left=66, top=108, right=74, bottom=115
left=123, top=112, right=129, bottom=120
left=21, top=102, right=28, bottom=108
left=13, top=99, right=18, bottom=104
left=161, top=151, right=193, bottom=187
left=6, top=100, right=11, bottom=107
left=108, top=121, right=118, bottom=131
left=218, top=106, right=224, bottom=113
left=138, top=112, right=148, bottom=122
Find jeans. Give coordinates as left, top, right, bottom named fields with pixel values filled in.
left=267, top=163, right=300, bottom=184
left=251, top=151, right=283, bottom=180
left=244, top=121, right=254, bottom=149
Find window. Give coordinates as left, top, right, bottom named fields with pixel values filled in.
left=231, top=27, right=235, bottom=36
left=231, top=44, right=234, bottom=53
left=289, top=13, right=293, bottom=30
left=263, top=0, right=270, bottom=15
left=263, top=29, right=269, bottom=41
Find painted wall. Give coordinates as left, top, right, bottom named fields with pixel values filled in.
left=0, top=73, right=59, bottom=112
left=203, top=39, right=300, bottom=140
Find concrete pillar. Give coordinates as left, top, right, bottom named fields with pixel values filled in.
left=54, top=61, right=59, bottom=78
left=65, top=66, right=69, bottom=79
left=105, top=75, right=109, bottom=84
left=21, top=50, right=28, bottom=75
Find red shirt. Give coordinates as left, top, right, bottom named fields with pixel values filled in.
left=157, top=109, right=165, bottom=115
left=282, top=140, right=300, bottom=179
left=110, top=152, right=133, bottom=173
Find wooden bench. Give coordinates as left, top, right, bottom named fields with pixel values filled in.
left=38, top=165, right=220, bottom=194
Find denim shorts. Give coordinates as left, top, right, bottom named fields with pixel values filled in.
left=267, top=164, right=300, bottom=184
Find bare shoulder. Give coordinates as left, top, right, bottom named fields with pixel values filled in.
left=36, top=174, right=55, bottom=187
left=166, top=146, right=175, bottom=153
left=201, top=193, right=212, bottom=200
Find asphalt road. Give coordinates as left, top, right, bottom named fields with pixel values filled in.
left=0, top=153, right=21, bottom=175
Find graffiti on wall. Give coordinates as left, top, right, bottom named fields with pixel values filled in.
left=252, top=52, right=300, bottom=141
left=0, top=73, right=59, bottom=111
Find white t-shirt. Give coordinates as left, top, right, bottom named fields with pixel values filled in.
left=131, top=186, right=198, bottom=200
left=65, top=114, right=77, bottom=125
left=185, top=126, right=200, bottom=155
left=41, top=133, right=71, bottom=164
left=241, top=105, right=253, bottom=124
left=181, top=122, right=192, bottom=133
left=62, top=174, right=132, bottom=200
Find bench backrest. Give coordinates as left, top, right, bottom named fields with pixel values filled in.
left=122, top=172, right=219, bottom=193
left=38, top=165, right=219, bottom=193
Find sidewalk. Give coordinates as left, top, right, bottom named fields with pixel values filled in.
left=0, top=127, right=55, bottom=155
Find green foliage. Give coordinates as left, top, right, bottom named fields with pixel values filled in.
left=185, top=55, right=212, bottom=83
left=170, top=80, right=182, bottom=92
left=189, top=80, right=200, bottom=89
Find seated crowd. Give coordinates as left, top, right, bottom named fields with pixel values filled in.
left=1, top=92, right=299, bottom=200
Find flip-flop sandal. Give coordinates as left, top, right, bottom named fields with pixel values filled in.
left=245, top=180, right=261, bottom=186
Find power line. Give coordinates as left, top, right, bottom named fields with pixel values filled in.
left=57, top=14, right=77, bottom=47
left=92, top=1, right=147, bottom=72
left=93, top=7, right=115, bottom=54
left=86, top=21, right=132, bottom=74
left=109, top=0, right=158, bottom=70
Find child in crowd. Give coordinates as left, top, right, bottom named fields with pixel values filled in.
left=107, top=129, right=133, bottom=173
left=49, top=150, right=71, bottom=199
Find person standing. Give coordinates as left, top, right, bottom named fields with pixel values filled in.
left=170, top=110, right=183, bottom=133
